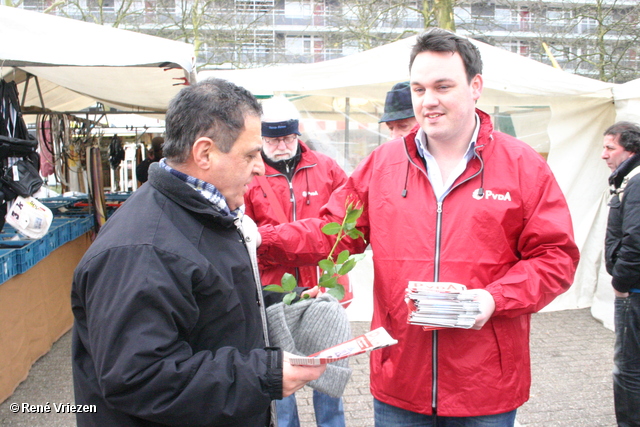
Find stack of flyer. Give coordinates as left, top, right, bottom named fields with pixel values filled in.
left=405, top=281, right=481, bottom=330
left=288, top=327, right=398, bottom=366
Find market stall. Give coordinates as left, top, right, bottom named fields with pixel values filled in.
left=0, top=6, right=195, bottom=403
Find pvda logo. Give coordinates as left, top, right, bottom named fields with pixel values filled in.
left=472, top=189, right=512, bottom=201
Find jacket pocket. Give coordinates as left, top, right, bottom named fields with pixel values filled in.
left=491, top=316, right=527, bottom=379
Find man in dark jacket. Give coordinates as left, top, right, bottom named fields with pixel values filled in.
left=602, top=121, right=640, bottom=427
left=71, top=78, right=325, bottom=427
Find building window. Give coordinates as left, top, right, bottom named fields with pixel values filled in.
left=501, top=41, right=530, bottom=58
left=284, top=0, right=326, bottom=18
left=495, top=7, right=512, bottom=25
left=285, top=35, right=326, bottom=62
left=236, top=0, right=275, bottom=13
left=471, top=2, right=494, bottom=18
left=23, top=0, right=54, bottom=9
left=87, top=0, right=114, bottom=11
left=286, top=35, right=310, bottom=55
left=546, top=8, right=571, bottom=25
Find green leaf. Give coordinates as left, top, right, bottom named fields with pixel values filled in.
left=345, top=208, right=362, bottom=224
left=318, top=274, right=338, bottom=288
left=327, top=285, right=345, bottom=301
left=337, top=250, right=350, bottom=264
left=264, top=284, right=284, bottom=293
left=283, top=292, right=297, bottom=305
left=281, top=273, right=297, bottom=292
left=347, top=229, right=364, bottom=240
left=318, top=258, right=336, bottom=274
left=338, top=258, right=357, bottom=275
left=321, top=222, right=341, bottom=235
left=301, top=293, right=310, bottom=300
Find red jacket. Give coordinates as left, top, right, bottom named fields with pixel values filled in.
left=245, top=141, right=348, bottom=291
left=259, top=110, right=579, bottom=416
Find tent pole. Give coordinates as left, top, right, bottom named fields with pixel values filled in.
left=34, top=75, right=45, bottom=108
left=21, top=75, right=30, bottom=108
left=344, top=97, right=350, bottom=165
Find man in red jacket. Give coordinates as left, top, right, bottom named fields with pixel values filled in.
left=258, top=29, right=579, bottom=426
left=244, top=96, right=350, bottom=427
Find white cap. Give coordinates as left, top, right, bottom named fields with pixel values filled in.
left=6, top=196, right=53, bottom=239
left=261, top=96, right=300, bottom=123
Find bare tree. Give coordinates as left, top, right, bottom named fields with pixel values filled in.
left=458, top=0, right=640, bottom=83
left=48, top=0, right=141, bottom=27
left=333, top=0, right=459, bottom=52
left=335, top=0, right=415, bottom=51
left=407, top=0, right=456, bottom=31
left=562, top=0, right=640, bottom=82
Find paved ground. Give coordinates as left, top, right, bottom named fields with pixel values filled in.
left=0, top=308, right=616, bottom=427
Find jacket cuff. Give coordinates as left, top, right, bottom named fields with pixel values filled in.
left=257, top=225, right=276, bottom=259
left=611, top=277, right=632, bottom=294
left=264, top=347, right=283, bottom=400
left=486, top=284, right=506, bottom=314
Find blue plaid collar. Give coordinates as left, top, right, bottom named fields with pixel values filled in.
left=159, top=159, right=244, bottom=220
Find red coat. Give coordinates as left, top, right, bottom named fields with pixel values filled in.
left=258, top=110, right=580, bottom=416
left=245, top=141, right=348, bottom=292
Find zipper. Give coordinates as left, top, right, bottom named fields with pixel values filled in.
left=288, top=180, right=296, bottom=221
left=432, top=202, right=443, bottom=411
left=237, top=220, right=278, bottom=426
left=402, top=140, right=485, bottom=415
left=266, top=164, right=315, bottom=223
left=429, top=162, right=482, bottom=413
left=267, top=164, right=315, bottom=285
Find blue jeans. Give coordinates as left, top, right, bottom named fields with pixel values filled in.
left=277, top=390, right=345, bottom=427
left=374, top=399, right=517, bottom=427
left=613, top=293, right=640, bottom=427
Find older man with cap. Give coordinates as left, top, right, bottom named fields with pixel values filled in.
left=244, top=96, right=350, bottom=427
left=379, top=81, right=418, bottom=139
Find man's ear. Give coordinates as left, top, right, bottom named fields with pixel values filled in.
left=191, top=137, right=219, bottom=170
left=471, top=74, right=483, bottom=102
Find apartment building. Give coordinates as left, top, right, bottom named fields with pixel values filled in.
left=18, top=0, right=639, bottom=81
left=456, top=1, right=640, bottom=82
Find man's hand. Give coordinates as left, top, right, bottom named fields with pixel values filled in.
left=301, top=286, right=320, bottom=299
left=282, top=351, right=326, bottom=397
left=466, top=289, right=496, bottom=330
left=614, top=289, right=630, bottom=298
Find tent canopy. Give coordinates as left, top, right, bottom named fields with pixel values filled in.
left=0, top=6, right=195, bottom=113
left=200, top=35, right=613, bottom=103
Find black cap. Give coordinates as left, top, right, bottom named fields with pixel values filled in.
left=261, top=119, right=301, bottom=138
left=379, top=81, right=414, bottom=123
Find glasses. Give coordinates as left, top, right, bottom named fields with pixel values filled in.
left=263, top=134, right=297, bottom=146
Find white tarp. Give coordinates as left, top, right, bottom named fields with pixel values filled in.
left=202, top=35, right=622, bottom=328
left=0, top=6, right=195, bottom=113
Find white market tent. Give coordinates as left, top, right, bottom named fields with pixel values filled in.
left=202, top=35, right=627, bottom=329
left=0, top=8, right=197, bottom=403
left=0, top=6, right=196, bottom=114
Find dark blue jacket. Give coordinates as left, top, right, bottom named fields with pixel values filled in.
left=71, top=163, right=281, bottom=426
left=606, top=153, right=640, bottom=293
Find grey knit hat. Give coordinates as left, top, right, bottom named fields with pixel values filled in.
left=266, top=293, right=352, bottom=398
